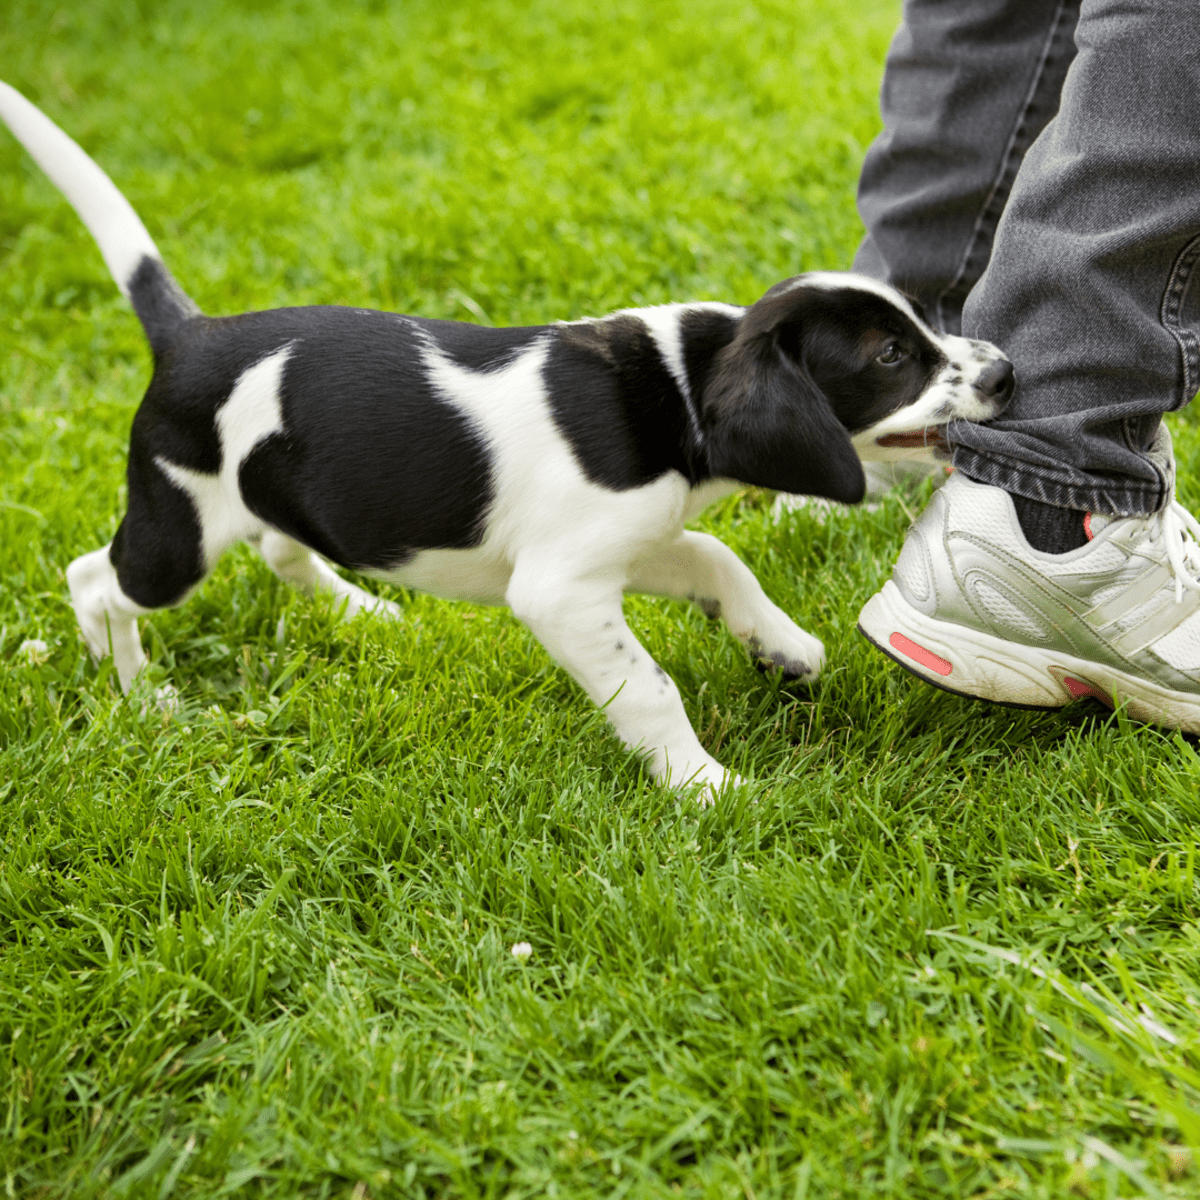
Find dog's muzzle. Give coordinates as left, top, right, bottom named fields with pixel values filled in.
left=975, top=358, right=1014, bottom=414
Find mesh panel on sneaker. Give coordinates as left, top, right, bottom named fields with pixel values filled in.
left=1070, top=543, right=1127, bottom=574
left=968, top=502, right=1023, bottom=550
left=969, top=578, right=1051, bottom=641
left=893, top=528, right=932, bottom=603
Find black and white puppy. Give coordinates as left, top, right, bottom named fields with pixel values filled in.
left=0, top=82, right=1012, bottom=796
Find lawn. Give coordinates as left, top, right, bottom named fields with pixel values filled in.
left=3, top=0, right=1200, bottom=1195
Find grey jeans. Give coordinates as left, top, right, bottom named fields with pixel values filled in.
left=853, top=0, right=1200, bottom=516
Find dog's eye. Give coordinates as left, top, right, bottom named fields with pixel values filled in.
left=877, top=342, right=905, bottom=365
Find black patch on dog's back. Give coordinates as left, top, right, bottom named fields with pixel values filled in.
left=126, top=306, right=494, bottom=573
left=544, top=315, right=697, bottom=489
left=236, top=310, right=493, bottom=569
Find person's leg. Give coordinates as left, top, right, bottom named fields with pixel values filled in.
left=950, top=0, right=1200, bottom=521
left=850, top=0, right=1078, bottom=496
left=857, top=0, right=1200, bottom=728
left=854, top=0, right=1080, bottom=336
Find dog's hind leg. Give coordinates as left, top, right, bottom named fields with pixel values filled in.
left=67, top=544, right=152, bottom=691
left=258, top=531, right=400, bottom=620
left=628, top=530, right=825, bottom=680
left=507, top=561, right=734, bottom=799
left=69, top=485, right=205, bottom=694
left=72, top=450, right=216, bottom=693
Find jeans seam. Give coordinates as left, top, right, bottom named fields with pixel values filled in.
left=1161, top=232, right=1200, bottom=410
left=1117, top=418, right=1168, bottom=509
left=1121, top=417, right=1138, bottom=462
left=935, top=0, right=1075, bottom=332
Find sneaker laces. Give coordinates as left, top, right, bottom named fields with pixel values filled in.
left=1153, top=500, right=1200, bottom=603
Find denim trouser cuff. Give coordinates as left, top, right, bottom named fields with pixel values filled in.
left=952, top=424, right=1177, bottom=518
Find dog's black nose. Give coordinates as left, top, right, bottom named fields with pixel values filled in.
left=977, top=358, right=1014, bottom=403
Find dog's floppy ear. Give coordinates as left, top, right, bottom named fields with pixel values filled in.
left=700, top=284, right=865, bottom=503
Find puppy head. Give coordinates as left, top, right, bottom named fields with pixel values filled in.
left=700, top=273, right=1012, bottom=499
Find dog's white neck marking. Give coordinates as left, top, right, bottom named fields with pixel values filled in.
left=156, top=344, right=294, bottom=564
left=625, top=304, right=693, bottom=398
left=617, top=302, right=745, bottom=448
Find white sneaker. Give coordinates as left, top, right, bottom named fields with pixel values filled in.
left=858, top=471, right=1200, bottom=731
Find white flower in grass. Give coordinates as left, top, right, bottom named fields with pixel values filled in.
left=19, top=639, right=50, bottom=664
left=511, top=941, right=532, bottom=963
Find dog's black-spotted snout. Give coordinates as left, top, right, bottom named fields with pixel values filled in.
left=976, top=358, right=1014, bottom=408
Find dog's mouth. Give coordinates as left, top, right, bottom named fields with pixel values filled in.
left=874, top=426, right=948, bottom=451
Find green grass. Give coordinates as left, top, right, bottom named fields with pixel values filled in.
left=3, top=0, right=1200, bottom=1195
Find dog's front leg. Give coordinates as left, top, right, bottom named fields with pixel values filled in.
left=506, top=565, right=735, bottom=798
left=629, top=531, right=825, bottom=680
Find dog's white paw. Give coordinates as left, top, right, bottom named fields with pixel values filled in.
left=140, top=683, right=179, bottom=718
left=329, top=582, right=401, bottom=621
left=747, top=623, right=825, bottom=681
left=661, top=755, right=742, bottom=805
left=365, top=593, right=402, bottom=620
left=127, top=677, right=179, bottom=718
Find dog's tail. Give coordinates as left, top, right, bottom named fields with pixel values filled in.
left=0, top=80, right=199, bottom=357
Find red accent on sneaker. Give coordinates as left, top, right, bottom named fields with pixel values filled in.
left=1063, top=675, right=1113, bottom=707
left=1083, top=513, right=1094, bottom=541
left=889, top=632, right=953, bottom=676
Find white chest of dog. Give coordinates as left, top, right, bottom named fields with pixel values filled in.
left=0, top=81, right=1012, bottom=797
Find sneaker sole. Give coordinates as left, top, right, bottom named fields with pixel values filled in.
left=858, top=580, right=1200, bottom=734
